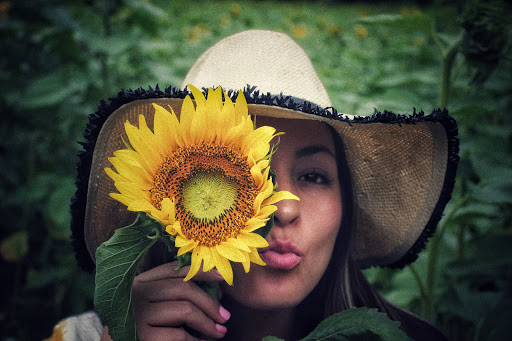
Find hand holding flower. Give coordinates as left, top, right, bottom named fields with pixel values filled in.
left=94, top=85, right=298, bottom=340
left=132, top=261, right=229, bottom=340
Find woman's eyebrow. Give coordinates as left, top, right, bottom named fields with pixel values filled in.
left=296, top=145, right=335, bottom=159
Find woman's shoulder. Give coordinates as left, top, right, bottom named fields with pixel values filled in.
left=44, top=311, right=104, bottom=341
left=388, top=303, right=448, bottom=341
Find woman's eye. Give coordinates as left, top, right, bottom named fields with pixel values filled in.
left=298, top=172, right=331, bottom=184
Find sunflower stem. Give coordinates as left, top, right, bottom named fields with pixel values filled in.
left=195, top=281, right=220, bottom=341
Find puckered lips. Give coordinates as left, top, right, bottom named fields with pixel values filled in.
left=259, top=240, right=303, bottom=271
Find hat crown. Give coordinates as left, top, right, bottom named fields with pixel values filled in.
left=182, top=30, right=332, bottom=108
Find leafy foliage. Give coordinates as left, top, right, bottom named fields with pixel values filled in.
left=94, top=213, right=164, bottom=341
left=1, top=0, right=511, bottom=340
left=263, top=308, right=411, bottom=341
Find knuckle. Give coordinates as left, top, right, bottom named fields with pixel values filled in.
left=172, top=329, right=189, bottom=341
left=178, top=301, right=195, bottom=316
left=180, top=280, right=195, bottom=292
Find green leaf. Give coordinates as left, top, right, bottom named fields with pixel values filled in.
left=300, top=307, right=412, bottom=341
left=255, top=214, right=274, bottom=239
left=94, top=213, right=167, bottom=341
left=445, top=233, right=512, bottom=276
left=357, top=13, right=434, bottom=36
left=125, top=0, right=167, bottom=19
left=21, top=68, right=87, bottom=108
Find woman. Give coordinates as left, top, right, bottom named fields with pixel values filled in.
left=50, top=30, right=458, bottom=340
left=132, top=117, right=345, bottom=340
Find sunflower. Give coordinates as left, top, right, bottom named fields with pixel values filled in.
left=105, top=85, right=299, bottom=285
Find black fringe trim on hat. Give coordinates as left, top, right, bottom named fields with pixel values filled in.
left=70, top=85, right=189, bottom=272
left=70, top=84, right=459, bottom=271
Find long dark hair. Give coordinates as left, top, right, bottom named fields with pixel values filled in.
left=296, top=124, right=399, bottom=333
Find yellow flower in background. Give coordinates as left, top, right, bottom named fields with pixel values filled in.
left=329, top=25, right=342, bottom=37
left=230, top=3, right=241, bottom=17
left=356, top=24, right=368, bottom=39
left=400, top=6, right=421, bottom=16
left=185, top=24, right=211, bottom=42
left=105, top=85, right=299, bottom=285
left=292, top=24, right=307, bottom=39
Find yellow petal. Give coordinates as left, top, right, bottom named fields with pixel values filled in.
left=113, top=149, right=143, bottom=167
left=249, top=247, right=266, bottom=266
left=226, top=237, right=251, bottom=252
left=104, top=167, right=124, bottom=184
left=109, top=158, right=153, bottom=190
left=188, top=84, right=206, bottom=109
left=253, top=182, right=274, bottom=212
left=206, top=87, right=223, bottom=111
left=114, top=181, right=150, bottom=200
left=242, top=126, right=275, bottom=160
left=179, top=95, right=196, bottom=146
left=127, top=200, right=156, bottom=212
left=124, top=120, right=160, bottom=177
left=153, top=103, right=178, bottom=153
left=190, top=101, right=208, bottom=145
left=241, top=253, right=251, bottom=273
left=249, top=160, right=263, bottom=186
left=176, top=235, right=196, bottom=250
left=257, top=159, right=270, bottom=170
left=201, top=246, right=215, bottom=272
left=255, top=205, right=277, bottom=219
left=218, top=93, right=235, bottom=142
left=234, top=89, right=248, bottom=124
left=263, top=190, right=300, bottom=206
left=216, top=242, right=248, bottom=262
left=213, top=250, right=233, bottom=285
left=165, top=222, right=180, bottom=236
left=245, top=217, right=268, bottom=232
left=109, top=193, right=133, bottom=207
left=184, top=246, right=203, bottom=281
left=238, top=231, right=269, bottom=248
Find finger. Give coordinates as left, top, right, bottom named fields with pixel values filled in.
left=137, top=301, right=227, bottom=340
left=137, top=325, right=199, bottom=341
left=133, top=277, right=230, bottom=325
left=136, top=261, right=224, bottom=283
left=100, top=327, right=112, bottom=341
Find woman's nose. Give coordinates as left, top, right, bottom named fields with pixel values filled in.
left=273, top=195, right=300, bottom=227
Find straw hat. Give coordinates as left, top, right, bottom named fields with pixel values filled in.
left=70, top=30, right=458, bottom=271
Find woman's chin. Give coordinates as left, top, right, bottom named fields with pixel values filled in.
left=220, top=264, right=306, bottom=310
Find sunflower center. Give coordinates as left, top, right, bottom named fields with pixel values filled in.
left=182, top=171, right=238, bottom=220
left=151, top=144, right=260, bottom=247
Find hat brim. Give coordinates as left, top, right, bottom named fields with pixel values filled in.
left=70, top=85, right=458, bottom=271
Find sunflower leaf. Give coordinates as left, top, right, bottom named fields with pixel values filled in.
left=299, top=307, right=412, bottom=341
left=176, top=252, right=192, bottom=270
left=255, top=214, right=274, bottom=239
left=94, top=213, right=166, bottom=341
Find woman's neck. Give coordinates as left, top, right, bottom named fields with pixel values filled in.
left=222, top=295, right=300, bottom=341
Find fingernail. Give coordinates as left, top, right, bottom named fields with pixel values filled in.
left=219, top=305, right=231, bottom=320
left=214, top=269, right=222, bottom=278
left=216, top=323, right=227, bottom=334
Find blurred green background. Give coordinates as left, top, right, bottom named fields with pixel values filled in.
left=1, top=0, right=511, bottom=340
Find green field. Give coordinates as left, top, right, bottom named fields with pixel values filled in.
left=1, top=0, right=511, bottom=340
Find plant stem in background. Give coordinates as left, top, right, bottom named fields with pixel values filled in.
left=421, top=194, right=469, bottom=322
left=439, top=39, right=461, bottom=110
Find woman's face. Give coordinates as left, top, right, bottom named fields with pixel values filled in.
left=222, top=117, right=343, bottom=309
